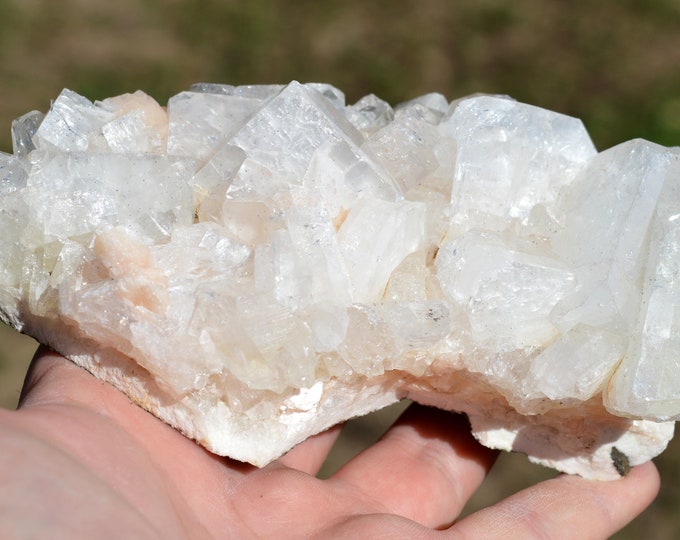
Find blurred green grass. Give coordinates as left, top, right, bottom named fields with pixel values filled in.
left=0, top=1, right=679, bottom=537
left=1, top=0, right=679, bottom=153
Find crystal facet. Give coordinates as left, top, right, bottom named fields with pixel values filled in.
left=0, top=82, right=678, bottom=479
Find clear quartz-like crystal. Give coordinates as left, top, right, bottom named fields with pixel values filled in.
left=605, top=149, right=680, bottom=419
left=12, top=110, right=45, bottom=156
left=0, top=82, right=677, bottom=479
left=441, top=95, right=597, bottom=235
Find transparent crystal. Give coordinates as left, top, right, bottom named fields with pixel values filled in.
left=11, top=110, right=45, bottom=156
left=346, top=94, right=394, bottom=134
left=0, top=82, right=677, bottom=479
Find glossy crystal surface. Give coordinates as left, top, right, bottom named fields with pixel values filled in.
left=0, top=83, right=677, bottom=479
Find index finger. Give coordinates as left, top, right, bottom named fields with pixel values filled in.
left=329, top=405, right=498, bottom=529
left=451, top=461, right=660, bottom=539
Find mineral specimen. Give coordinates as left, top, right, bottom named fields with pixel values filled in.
left=0, top=82, right=678, bottom=480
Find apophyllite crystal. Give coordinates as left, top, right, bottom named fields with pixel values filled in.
left=1, top=82, right=678, bottom=479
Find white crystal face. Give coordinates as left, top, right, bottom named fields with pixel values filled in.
left=0, top=82, right=677, bottom=479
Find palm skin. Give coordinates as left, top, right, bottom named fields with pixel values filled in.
left=0, top=348, right=660, bottom=539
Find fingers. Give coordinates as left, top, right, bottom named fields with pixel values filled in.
left=19, top=346, right=135, bottom=416
left=17, top=348, right=197, bottom=459
left=18, top=346, right=99, bottom=409
left=451, top=461, right=660, bottom=539
left=277, top=424, right=344, bottom=475
left=329, top=404, right=498, bottom=529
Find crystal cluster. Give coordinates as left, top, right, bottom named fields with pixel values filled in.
left=1, top=82, right=678, bottom=479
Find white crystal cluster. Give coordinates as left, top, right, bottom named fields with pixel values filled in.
left=1, top=82, right=678, bottom=479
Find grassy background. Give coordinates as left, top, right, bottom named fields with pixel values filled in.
left=0, top=0, right=679, bottom=537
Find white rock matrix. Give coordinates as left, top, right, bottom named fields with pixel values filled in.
left=0, top=82, right=678, bottom=479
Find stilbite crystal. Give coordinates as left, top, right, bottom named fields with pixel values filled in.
left=0, top=82, right=678, bottom=480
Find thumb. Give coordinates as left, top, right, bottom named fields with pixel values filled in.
left=18, top=347, right=137, bottom=422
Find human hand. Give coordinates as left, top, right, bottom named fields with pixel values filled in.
left=0, top=348, right=659, bottom=539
